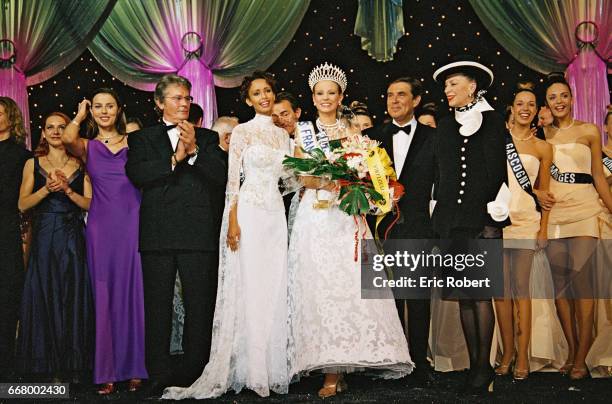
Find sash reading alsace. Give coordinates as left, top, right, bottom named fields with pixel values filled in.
left=504, top=133, right=540, bottom=211
left=603, top=152, right=612, bottom=173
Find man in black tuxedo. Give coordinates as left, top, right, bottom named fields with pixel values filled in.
left=126, top=74, right=227, bottom=395
left=364, top=77, right=436, bottom=384
left=272, top=92, right=301, bottom=218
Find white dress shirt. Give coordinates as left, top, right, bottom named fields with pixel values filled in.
left=163, top=119, right=197, bottom=169
left=392, top=117, right=417, bottom=176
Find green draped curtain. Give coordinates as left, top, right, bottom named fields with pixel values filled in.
left=469, top=0, right=610, bottom=130
left=88, top=0, right=310, bottom=127
left=354, top=0, right=405, bottom=62
left=0, top=0, right=116, bottom=147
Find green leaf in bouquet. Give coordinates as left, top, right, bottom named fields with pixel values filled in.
left=366, top=187, right=384, bottom=202
left=338, top=185, right=371, bottom=216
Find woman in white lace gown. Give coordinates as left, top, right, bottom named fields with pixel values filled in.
left=163, top=72, right=291, bottom=399
left=287, top=63, right=413, bottom=399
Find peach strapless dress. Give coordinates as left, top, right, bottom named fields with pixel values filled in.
left=587, top=155, right=612, bottom=378
left=504, top=154, right=541, bottom=249
left=548, top=143, right=603, bottom=239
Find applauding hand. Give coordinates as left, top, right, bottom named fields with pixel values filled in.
left=45, top=173, right=63, bottom=193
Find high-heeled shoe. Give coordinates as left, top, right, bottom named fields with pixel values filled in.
left=569, top=367, right=589, bottom=381
left=318, top=375, right=348, bottom=399
left=559, top=362, right=574, bottom=376
left=97, top=383, right=115, bottom=395
left=128, top=379, right=142, bottom=392
left=513, top=367, right=529, bottom=381
left=494, top=357, right=515, bottom=376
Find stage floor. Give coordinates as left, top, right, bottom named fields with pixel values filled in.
left=38, top=370, right=612, bottom=403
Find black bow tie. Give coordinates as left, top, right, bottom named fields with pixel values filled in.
left=391, top=122, right=412, bottom=134
left=165, top=124, right=177, bottom=130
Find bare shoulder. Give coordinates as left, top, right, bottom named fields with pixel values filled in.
left=533, top=138, right=552, bottom=158
left=576, top=120, right=600, bottom=136
left=23, top=157, right=35, bottom=169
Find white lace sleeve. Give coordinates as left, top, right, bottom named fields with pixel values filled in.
left=226, top=125, right=249, bottom=208
left=280, top=133, right=301, bottom=195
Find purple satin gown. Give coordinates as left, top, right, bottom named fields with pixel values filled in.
left=86, top=139, right=147, bottom=383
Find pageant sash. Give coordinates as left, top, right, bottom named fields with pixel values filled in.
left=296, top=121, right=318, bottom=152
left=295, top=121, right=331, bottom=155
left=505, top=134, right=541, bottom=211
left=603, top=152, right=612, bottom=173
left=550, top=163, right=593, bottom=184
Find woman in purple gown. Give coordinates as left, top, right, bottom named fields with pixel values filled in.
left=62, top=89, right=147, bottom=394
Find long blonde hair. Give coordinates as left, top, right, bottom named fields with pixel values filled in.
left=0, top=96, right=27, bottom=144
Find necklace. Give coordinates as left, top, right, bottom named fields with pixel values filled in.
left=316, top=118, right=345, bottom=132
left=97, top=134, right=125, bottom=146
left=97, top=133, right=120, bottom=144
left=551, top=119, right=575, bottom=131
left=45, top=155, right=70, bottom=171
left=509, top=129, right=534, bottom=141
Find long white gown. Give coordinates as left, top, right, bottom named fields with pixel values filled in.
left=163, top=114, right=291, bottom=399
left=287, top=136, right=414, bottom=379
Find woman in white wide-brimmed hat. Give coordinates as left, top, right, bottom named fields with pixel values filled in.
left=430, top=55, right=509, bottom=393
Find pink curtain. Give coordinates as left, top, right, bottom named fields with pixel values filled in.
left=469, top=0, right=610, bottom=136
left=566, top=51, right=609, bottom=132
left=0, top=0, right=116, bottom=148
left=0, top=67, right=28, bottom=142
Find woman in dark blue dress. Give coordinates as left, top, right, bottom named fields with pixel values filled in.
left=16, top=112, right=93, bottom=381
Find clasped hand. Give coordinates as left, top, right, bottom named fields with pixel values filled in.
left=45, top=170, right=69, bottom=193
left=174, top=120, right=197, bottom=162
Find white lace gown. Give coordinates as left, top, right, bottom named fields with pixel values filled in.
left=163, top=114, right=291, bottom=399
left=287, top=187, right=414, bottom=379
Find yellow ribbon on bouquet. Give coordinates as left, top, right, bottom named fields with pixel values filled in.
left=366, top=146, right=394, bottom=214
left=366, top=147, right=399, bottom=245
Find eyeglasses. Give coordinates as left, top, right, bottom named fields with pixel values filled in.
left=165, top=95, right=193, bottom=104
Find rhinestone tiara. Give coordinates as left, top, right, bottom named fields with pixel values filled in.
left=308, top=62, right=347, bottom=93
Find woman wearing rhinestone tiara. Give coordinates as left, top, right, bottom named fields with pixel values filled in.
left=162, top=71, right=292, bottom=399
left=287, top=63, right=413, bottom=399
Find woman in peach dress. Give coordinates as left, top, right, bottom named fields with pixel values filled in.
left=543, top=77, right=612, bottom=380
left=586, top=110, right=612, bottom=378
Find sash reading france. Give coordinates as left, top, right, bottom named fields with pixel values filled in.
left=296, top=121, right=331, bottom=155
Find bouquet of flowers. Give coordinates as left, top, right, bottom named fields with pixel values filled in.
left=283, top=133, right=405, bottom=221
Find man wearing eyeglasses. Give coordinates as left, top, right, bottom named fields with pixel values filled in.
left=126, top=74, right=227, bottom=397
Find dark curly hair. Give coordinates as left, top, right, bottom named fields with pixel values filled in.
left=349, top=100, right=373, bottom=121
left=239, top=71, right=278, bottom=103
left=544, top=73, right=572, bottom=95
left=416, top=102, right=438, bottom=119
left=512, top=82, right=539, bottom=106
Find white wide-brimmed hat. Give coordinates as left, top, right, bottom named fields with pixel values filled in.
left=433, top=55, right=494, bottom=88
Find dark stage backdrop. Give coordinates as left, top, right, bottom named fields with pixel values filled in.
left=27, top=0, right=553, bottom=147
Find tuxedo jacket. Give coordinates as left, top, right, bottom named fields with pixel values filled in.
left=364, top=122, right=436, bottom=239
left=126, top=125, right=227, bottom=252
left=431, top=111, right=511, bottom=238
